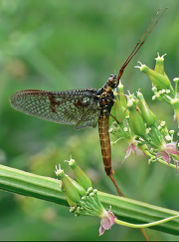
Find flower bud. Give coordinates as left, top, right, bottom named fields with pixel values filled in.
left=173, top=77, right=179, bottom=83
left=171, top=98, right=179, bottom=125
left=68, top=176, right=87, bottom=197
left=55, top=165, right=81, bottom=203
left=118, top=81, right=127, bottom=108
left=110, top=95, right=127, bottom=125
left=159, top=120, right=169, bottom=136
left=64, top=193, right=77, bottom=207
left=127, top=97, right=146, bottom=137
left=136, top=62, right=171, bottom=90
left=154, top=53, right=166, bottom=75
left=137, top=91, right=156, bottom=127
left=66, top=158, right=92, bottom=190
left=110, top=82, right=128, bottom=126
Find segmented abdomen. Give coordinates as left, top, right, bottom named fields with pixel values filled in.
left=98, top=113, right=112, bottom=175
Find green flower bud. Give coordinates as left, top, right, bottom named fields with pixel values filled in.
left=154, top=53, right=166, bottom=75
left=159, top=120, right=169, bottom=136
left=137, top=91, right=156, bottom=127
left=173, top=77, right=179, bottom=95
left=109, top=94, right=120, bottom=126
left=136, top=62, right=171, bottom=90
left=127, top=97, right=146, bottom=137
left=173, top=77, right=179, bottom=83
left=64, top=193, right=77, bottom=207
left=68, top=176, right=86, bottom=197
left=110, top=95, right=127, bottom=125
left=171, top=98, right=179, bottom=124
left=55, top=165, right=81, bottom=203
left=109, top=82, right=129, bottom=126
left=118, top=81, right=127, bottom=108
left=67, top=158, right=92, bottom=190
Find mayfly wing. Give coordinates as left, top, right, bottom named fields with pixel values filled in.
left=10, top=88, right=101, bottom=129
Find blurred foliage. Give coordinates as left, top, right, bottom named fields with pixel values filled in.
left=1, top=0, right=179, bottom=240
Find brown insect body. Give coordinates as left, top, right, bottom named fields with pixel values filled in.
left=96, top=74, right=116, bottom=176
left=98, top=113, right=112, bottom=175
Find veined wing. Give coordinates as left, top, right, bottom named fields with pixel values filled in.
left=10, top=88, right=101, bottom=129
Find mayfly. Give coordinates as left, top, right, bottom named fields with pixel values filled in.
left=10, top=9, right=167, bottom=196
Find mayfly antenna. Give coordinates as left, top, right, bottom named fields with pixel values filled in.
left=116, top=7, right=168, bottom=86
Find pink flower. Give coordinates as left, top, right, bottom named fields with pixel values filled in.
left=122, top=143, right=137, bottom=163
left=99, top=210, right=117, bottom=236
left=122, top=140, right=144, bottom=163
left=156, top=142, right=179, bottom=165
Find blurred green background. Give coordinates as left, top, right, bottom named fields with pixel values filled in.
left=1, top=0, right=179, bottom=240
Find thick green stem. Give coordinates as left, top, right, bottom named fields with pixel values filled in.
left=0, top=164, right=179, bottom=235
left=0, top=164, right=67, bottom=206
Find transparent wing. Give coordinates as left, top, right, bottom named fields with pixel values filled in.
left=10, top=88, right=101, bottom=129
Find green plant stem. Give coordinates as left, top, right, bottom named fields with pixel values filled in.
left=0, top=164, right=179, bottom=235
left=115, top=215, right=179, bottom=228
left=0, top=164, right=67, bottom=206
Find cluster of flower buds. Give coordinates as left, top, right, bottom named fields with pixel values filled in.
left=55, top=157, right=117, bottom=235
left=137, top=53, right=179, bottom=124
left=55, top=158, right=179, bottom=235
left=110, top=53, right=179, bottom=169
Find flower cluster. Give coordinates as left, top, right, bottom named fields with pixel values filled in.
left=55, top=157, right=179, bottom=236
left=110, top=53, right=179, bottom=169
left=55, top=157, right=117, bottom=235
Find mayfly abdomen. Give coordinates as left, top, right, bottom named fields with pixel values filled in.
left=98, top=113, right=112, bottom=176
